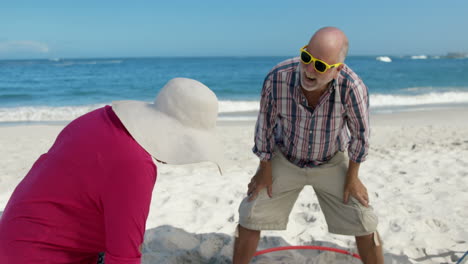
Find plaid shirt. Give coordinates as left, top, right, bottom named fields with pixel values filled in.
left=253, top=57, right=370, bottom=167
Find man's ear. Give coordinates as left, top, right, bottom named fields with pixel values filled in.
left=337, top=64, right=345, bottom=72
left=334, top=64, right=345, bottom=78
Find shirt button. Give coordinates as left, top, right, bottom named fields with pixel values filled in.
left=309, top=131, right=312, bottom=134
left=308, top=145, right=311, bottom=149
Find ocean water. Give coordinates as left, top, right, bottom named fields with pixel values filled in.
left=0, top=56, right=467, bottom=123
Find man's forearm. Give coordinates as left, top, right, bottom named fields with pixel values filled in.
left=346, top=159, right=361, bottom=180
left=259, top=159, right=271, bottom=168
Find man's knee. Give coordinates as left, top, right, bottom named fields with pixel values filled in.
left=236, top=224, right=261, bottom=238
left=356, top=231, right=382, bottom=247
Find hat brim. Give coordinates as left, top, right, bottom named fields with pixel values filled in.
left=112, top=100, right=224, bottom=174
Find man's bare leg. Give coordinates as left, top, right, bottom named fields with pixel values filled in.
left=233, top=225, right=261, bottom=264
left=355, top=232, right=384, bottom=264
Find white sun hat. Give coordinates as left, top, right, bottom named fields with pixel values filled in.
left=112, top=77, right=224, bottom=174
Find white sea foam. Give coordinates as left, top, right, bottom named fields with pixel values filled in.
left=0, top=101, right=259, bottom=123
left=370, top=91, right=468, bottom=107
left=218, top=100, right=259, bottom=113
left=1, top=93, right=468, bottom=123
left=0, top=104, right=105, bottom=123
left=376, top=56, right=392, bottom=62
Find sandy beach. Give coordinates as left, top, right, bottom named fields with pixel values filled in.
left=1, top=107, right=467, bottom=263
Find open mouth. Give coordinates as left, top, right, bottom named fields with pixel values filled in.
left=304, top=71, right=315, bottom=80
left=303, top=72, right=316, bottom=82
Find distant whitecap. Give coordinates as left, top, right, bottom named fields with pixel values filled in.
left=411, top=55, right=428, bottom=59
left=376, top=56, right=392, bottom=62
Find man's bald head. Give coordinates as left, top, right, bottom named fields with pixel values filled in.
left=308, top=27, right=349, bottom=63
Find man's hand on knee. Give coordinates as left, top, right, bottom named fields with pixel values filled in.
left=247, top=160, right=273, bottom=201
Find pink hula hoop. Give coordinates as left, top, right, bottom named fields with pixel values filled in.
left=254, top=245, right=361, bottom=260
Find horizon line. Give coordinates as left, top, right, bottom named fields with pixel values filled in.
left=0, top=53, right=465, bottom=61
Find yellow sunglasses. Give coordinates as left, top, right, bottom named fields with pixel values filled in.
left=300, top=45, right=343, bottom=73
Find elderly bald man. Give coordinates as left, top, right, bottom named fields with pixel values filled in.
left=233, top=27, right=384, bottom=264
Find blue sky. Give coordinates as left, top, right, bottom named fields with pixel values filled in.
left=1, top=0, right=467, bottom=59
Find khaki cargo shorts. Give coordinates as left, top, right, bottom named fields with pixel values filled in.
left=238, top=150, right=378, bottom=236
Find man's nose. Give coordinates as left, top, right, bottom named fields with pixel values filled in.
left=305, top=63, right=318, bottom=74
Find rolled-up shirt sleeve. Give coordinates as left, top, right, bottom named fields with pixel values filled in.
left=345, top=79, right=370, bottom=163
left=252, top=74, right=278, bottom=161
left=102, top=159, right=156, bottom=264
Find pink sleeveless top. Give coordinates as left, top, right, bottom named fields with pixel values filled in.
left=0, top=106, right=157, bottom=264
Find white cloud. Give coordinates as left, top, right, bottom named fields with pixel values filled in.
left=0, top=40, right=49, bottom=53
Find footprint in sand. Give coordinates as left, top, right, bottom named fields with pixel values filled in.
left=300, top=202, right=320, bottom=212
left=425, top=219, right=449, bottom=233
left=297, top=212, right=317, bottom=224
left=193, top=200, right=203, bottom=208
left=389, top=220, right=402, bottom=232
